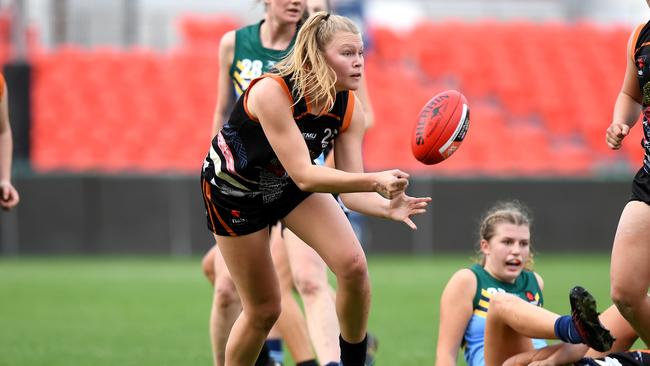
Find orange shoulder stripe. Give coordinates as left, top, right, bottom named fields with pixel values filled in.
left=631, top=23, right=646, bottom=60
left=341, top=91, right=355, bottom=132
left=243, top=74, right=294, bottom=122
left=0, top=73, right=5, bottom=99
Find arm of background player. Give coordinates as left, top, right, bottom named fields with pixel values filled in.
left=607, top=26, right=644, bottom=149
left=211, top=30, right=235, bottom=137
left=435, top=269, right=476, bottom=366
left=0, top=81, right=19, bottom=209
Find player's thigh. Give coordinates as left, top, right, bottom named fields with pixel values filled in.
left=283, top=193, right=365, bottom=277
left=199, top=243, right=237, bottom=301
left=201, top=245, right=218, bottom=283
left=210, top=244, right=231, bottom=278
left=210, top=244, right=241, bottom=306
left=269, top=224, right=294, bottom=291
left=611, top=201, right=650, bottom=292
left=215, top=230, right=281, bottom=309
left=284, top=227, right=328, bottom=284
left=485, top=306, right=536, bottom=366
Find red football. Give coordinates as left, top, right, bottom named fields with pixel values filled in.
left=411, top=90, right=470, bottom=165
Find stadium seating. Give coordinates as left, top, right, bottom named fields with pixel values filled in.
left=28, top=17, right=642, bottom=176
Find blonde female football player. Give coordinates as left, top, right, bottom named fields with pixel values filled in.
left=201, top=1, right=315, bottom=365
left=200, top=12, right=430, bottom=366
left=203, top=0, right=378, bottom=364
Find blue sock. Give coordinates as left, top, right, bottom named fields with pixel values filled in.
left=266, top=339, right=283, bottom=364
left=554, top=315, right=583, bottom=344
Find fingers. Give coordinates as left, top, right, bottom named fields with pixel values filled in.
left=0, top=197, right=11, bottom=210
left=618, top=124, right=630, bottom=137
left=403, top=217, right=417, bottom=230
left=0, top=185, right=19, bottom=210
left=412, top=196, right=432, bottom=205
left=393, top=169, right=410, bottom=179
left=383, top=177, right=408, bottom=199
left=394, top=178, right=408, bottom=192
left=0, top=187, right=8, bottom=210
left=606, top=137, right=621, bottom=149
left=608, top=123, right=625, bottom=137
left=377, top=170, right=418, bottom=199
left=606, top=123, right=630, bottom=150
left=415, top=201, right=428, bottom=209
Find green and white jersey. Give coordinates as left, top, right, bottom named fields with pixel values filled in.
left=229, top=20, right=297, bottom=99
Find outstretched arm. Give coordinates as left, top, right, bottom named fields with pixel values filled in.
left=0, top=80, right=19, bottom=210
left=606, top=25, right=644, bottom=150
left=249, top=78, right=408, bottom=198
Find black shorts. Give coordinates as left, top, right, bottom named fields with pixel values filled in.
left=575, top=351, right=650, bottom=366
left=630, top=167, right=650, bottom=205
left=200, top=175, right=311, bottom=237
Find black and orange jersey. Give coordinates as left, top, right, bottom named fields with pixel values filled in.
left=632, top=21, right=650, bottom=172
left=203, top=73, right=355, bottom=205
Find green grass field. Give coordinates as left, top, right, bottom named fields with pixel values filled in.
left=0, top=254, right=639, bottom=366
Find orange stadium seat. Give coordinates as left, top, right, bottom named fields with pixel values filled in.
left=178, top=15, right=241, bottom=48
left=29, top=20, right=637, bottom=176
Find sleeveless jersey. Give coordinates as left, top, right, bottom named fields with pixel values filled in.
left=463, top=264, right=546, bottom=366
left=229, top=21, right=297, bottom=99
left=632, top=21, right=650, bottom=172
left=203, top=73, right=355, bottom=205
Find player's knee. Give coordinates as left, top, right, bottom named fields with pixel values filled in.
left=611, top=284, right=641, bottom=312
left=214, top=277, right=239, bottom=309
left=201, top=254, right=216, bottom=284
left=294, top=273, right=326, bottom=299
left=336, top=254, right=369, bottom=284
left=248, top=301, right=282, bottom=333
left=489, top=293, right=515, bottom=315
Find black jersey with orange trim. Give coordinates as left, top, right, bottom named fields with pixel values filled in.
left=202, top=73, right=355, bottom=205
left=632, top=20, right=650, bottom=172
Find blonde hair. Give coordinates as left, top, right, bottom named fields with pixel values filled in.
left=475, top=201, right=535, bottom=269
left=274, top=11, right=359, bottom=114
